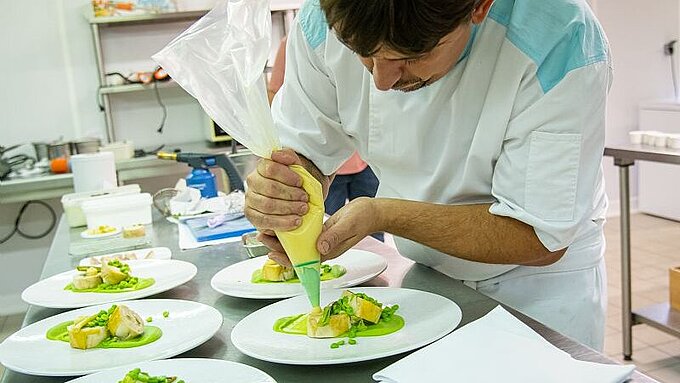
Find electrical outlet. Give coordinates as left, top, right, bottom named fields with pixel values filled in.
left=664, top=40, right=677, bottom=56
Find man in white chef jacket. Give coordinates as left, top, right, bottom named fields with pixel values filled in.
left=245, top=0, right=611, bottom=350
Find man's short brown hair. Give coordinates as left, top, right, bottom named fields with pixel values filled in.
left=319, top=0, right=481, bottom=57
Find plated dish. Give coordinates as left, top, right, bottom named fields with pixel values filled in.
left=0, top=299, right=223, bottom=376
left=210, top=249, right=388, bottom=299
left=64, top=358, right=276, bottom=383
left=22, top=259, right=197, bottom=308
left=46, top=304, right=161, bottom=350
left=231, top=287, right=461, bottom=365
left=67, top=259, right=154, bottom=293
left=81, top=225, right=121, bottom=239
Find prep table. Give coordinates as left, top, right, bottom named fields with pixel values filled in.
left=605, top=143, right=680, bottom=360
left=0, top=213, right=657, bottom=382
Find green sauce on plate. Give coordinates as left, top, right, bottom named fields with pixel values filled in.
left=64, top=277, right=155, bottom=293
left=273, top=313, right=405, bottom=337
left=251, top=264, right=345, bottom=284
left=46, top=321, right=162, bottom=348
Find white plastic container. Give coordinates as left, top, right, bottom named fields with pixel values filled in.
left=82, top=193, right=152, bottom=229
left=61, top=185, right=141, bottom=228
left=70, top=152, right=118, bottom=193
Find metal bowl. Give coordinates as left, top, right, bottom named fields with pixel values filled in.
left=242, top=231, right=270, bottom=258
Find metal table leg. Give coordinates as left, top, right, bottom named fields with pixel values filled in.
left=616, top=160, right=634, bottom=360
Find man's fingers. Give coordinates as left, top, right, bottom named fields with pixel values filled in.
left=245, top=206, right=301, bottom=231
left=257, top=232, right=286, bottom=253
left=317, top=214, right=357, bottom=257
left=271, top=149, right=304, bottom=167
left=247, top=172, right=308, bottom=202
left=257, top=158, right=302, bottom=188
left=268, top=251, right=292, bottom=267
left=248, top=192, right=308, bottom=216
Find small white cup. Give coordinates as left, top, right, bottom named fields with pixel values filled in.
left=654, top=133, right=669, bottom=147
left=629, top=130, right=644, bottom=144
left=642, top=131, right=661, bottom=146
left=667, top=134, right=680, bottom=149
left=642, top=131, right=659, bottom=146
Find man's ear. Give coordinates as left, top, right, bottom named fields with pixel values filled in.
left=471, top=0, right=495, bottom=24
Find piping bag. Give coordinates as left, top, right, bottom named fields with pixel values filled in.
left=152, top=0, right=322, bottom=308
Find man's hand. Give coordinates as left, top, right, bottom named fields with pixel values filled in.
left=316, top=197, right=382, bottom=261
left=245, top=149, right=310, bottom=252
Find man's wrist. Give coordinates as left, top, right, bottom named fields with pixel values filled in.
left=297, top=153, right=331, bottom=196
left=370, top=198, right=391, bottom=234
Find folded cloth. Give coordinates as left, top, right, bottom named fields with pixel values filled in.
left=373, top=306, right=635, bottom=383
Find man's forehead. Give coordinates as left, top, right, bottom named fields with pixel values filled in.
left=353, top=28, right=461, bottom=60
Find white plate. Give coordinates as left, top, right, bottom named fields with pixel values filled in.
left=65, top=358, right=276, bottom=383
left=231, top=287, right=462, bottom=365
left=80, top=227, right=121, bottom=239
left=79, top=247, right=172, bottom=267
left=0, top=299, right=223, bottom=377
left=211, top=249, right=388, bottom=299
left=22, top=259, right=197, bottom=309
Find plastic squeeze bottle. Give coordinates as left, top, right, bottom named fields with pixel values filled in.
left=275, top=165, right=324, bottom=308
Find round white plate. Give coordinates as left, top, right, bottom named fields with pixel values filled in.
left=80, top=227, right=121, bottom=239
left=65, top=358, right=276, bottom=383
left=211, top=249, right=388, bottom=299
left=22, top=259, right=197, bottom=309
left=79, top=247, right=172, bottom=267
left=231, top=287, right=462, bottom=365
left=0, top=299, right=223, bottom=377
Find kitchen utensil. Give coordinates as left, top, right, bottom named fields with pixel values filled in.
left=32, top=142, right=50, bottom=161
left=72, top=138, right=101, bottom=154
left=48, top=142, right=72, bottom=160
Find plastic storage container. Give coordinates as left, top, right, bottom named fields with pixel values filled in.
left=81, top=193, right=153, bottom=229
left=61, top=185, right=141, bottom=228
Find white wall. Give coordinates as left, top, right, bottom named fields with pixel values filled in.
left=595, top=0, right=680, bottom=214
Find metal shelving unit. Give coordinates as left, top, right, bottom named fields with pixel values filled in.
left=83, top=4, right=298, bottom=143
left=99, top=80, right=180, bottom=95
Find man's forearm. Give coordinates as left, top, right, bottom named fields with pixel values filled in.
left=374, top=199, right=566, bottom=266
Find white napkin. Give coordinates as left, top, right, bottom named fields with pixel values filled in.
left=373, top=306, right=635, bottom=383
left=177, top=221, right=241, bottom=250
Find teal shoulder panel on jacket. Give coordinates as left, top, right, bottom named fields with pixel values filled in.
left=299, top=0, right=328, bottom=49
left=489, top=0, right=609, bottom=93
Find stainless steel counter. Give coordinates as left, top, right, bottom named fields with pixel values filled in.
left=0, top=214, right=657, bottom=382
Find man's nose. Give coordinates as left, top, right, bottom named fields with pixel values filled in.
left=372, top=59, right=402, bottom=91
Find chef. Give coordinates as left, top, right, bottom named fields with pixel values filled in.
left=244, top=0, right=611, bottom=350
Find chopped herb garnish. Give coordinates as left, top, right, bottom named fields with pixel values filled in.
left=163, top=311, right=169, bottom=318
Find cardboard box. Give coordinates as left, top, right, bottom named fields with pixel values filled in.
left=671, top=267, right=680, bottom=311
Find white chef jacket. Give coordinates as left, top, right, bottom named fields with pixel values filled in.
left=273, top=0, right=612, bottom=285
